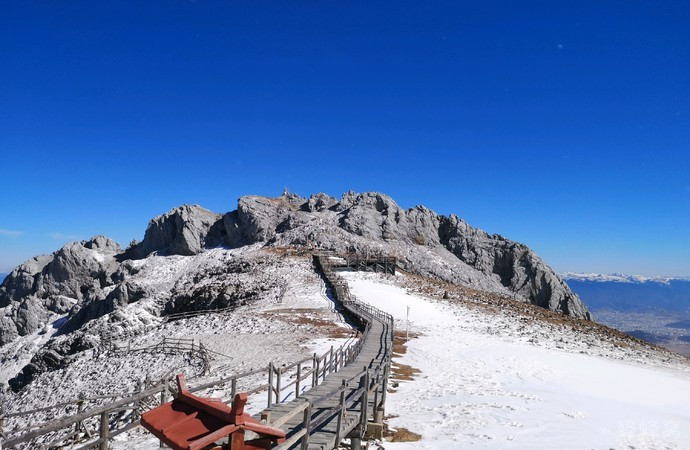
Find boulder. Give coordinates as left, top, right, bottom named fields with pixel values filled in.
left=0, top=236, right=121, bottom=345
left=132, top=205, right=222, bottom=257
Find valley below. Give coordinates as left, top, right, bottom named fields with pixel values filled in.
left=591, top=309, right=690, bottom=357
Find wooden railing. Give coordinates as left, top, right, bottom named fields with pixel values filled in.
left=267, top=253, right=394, bottom=449
left=0, top=333, right=368, bottom=449
left=0, top=252, right=394, bottom=450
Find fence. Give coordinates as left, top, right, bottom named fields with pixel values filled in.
left=0, top=251, right=394, bottom=450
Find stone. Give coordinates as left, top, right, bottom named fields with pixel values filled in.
left=131, top=204, right=222, bottom=257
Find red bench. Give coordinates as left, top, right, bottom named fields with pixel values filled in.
left=141, top=374, right=286, bottom=450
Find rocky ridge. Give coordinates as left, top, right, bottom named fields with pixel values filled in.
left=0, top=190, right=590, bottom=391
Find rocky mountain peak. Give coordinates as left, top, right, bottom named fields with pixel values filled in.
left=0, top=190, right=591, bottom=361
left=122, top=190, right=589, bottom=319
left=130, top=204, right=222, bottom=258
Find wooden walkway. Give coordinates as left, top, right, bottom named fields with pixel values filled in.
left=327, top=254, right=397, bottom=275
left=254, top=254, right=394, bottom=450
left=0, top=252, right=393, bottom=450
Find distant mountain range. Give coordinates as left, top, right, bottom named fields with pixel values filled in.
left=0, top=272, right=7, bottom=283
left=563, top=272, right=690, bottom=285
left=562, top=273, right=690, bottom=313
left=563, top=273, right=690, bottom=356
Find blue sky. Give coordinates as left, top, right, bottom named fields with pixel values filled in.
left=0, top=1, right=688, bottom=276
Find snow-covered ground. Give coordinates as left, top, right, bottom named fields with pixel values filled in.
left=341, top=271, right=690, bottom=450
left=1, top=250, right=355, bottom=449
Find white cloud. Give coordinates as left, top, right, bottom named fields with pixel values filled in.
left=0, top=228, right=23, bottom=237
left=48, top=232, right=82, bottom=241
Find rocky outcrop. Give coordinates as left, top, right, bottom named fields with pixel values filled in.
left=215, top=191, right=591, bottom=320
left=305, top=193, right=338, bottom=212
left=164, top=256, right=283, bottom=315
left=131, top=205, right=222, bottom=258
left=59, top=282, right=150, bottom=335
left=0, top=237, right=122, bottom=346
left=438, top=215, right=590, bottom=319
left=1, top=189, right=591, bottom=393
left=234, top=195, right=301, bottom=243
left=8, top=333, right=99, bottom=391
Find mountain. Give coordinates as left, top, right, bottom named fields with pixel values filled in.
left=2, top=193, right=689, bottom=449
left=0, top=191, right=590, bottom=392
left=562, top=273, right=690, bottom=313
left=0, top=272, right=7, bottom=283
left=563, top=272, right=690, bottom=356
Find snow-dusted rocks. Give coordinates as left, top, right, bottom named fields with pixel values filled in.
left=439, top=216, right=591, bottom=319
left=219, top=191, right=591, bottom=320
left=0, top=236, right=121, bottom=346
left=230, top=195, right=299, bottom=244
left=131, top=205, right=222, bottom=257
left=0, top=189, right=592, bottom=395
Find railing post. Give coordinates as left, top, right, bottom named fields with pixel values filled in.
left=75, top=392, right=85, bottom=435
left=134, top=379, right=143, bottom=418
left=373, top=373, right=382, bottom=424
left=159, top=376, right=170, bottom=448
left=360, top=367, right=370, bottom=430
left=268, top=363, right=274, bottom=407
left=231, top=377, right=237, bottom=401
left=99, top=411, right=109, bottom=450
left=311, top=353, right=317, bottom=387
left=296, top=363, right=302, bottom=398
left=329, top=346, right=334, bottom=374
left=380, top=356, right=389, bottom=413
left=335, top=380, right=346, bottom=445
left=300, top=401, right=312, bottom=450
left=315, top=357, right=320, bottom=386
left=276, top=366, right=282, bottom=404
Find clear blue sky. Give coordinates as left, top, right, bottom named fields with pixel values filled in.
left=1, top=1, right=688, bottom=276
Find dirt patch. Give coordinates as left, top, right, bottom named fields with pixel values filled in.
left=390, top=329, right=421, bottom=382
left=391, top=361, right=421, bottom=381
left=384, top=424, right=422, bottom=442
left=259, top=309, right=354, bottom=339
left=393, top=329, right=419, bottom=356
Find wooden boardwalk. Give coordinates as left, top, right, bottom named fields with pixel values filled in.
left=254, top=254, right=394, bottom=450
left=1, top=253, right=393, bottom=450
left=327, top=254, right=397, bottom=275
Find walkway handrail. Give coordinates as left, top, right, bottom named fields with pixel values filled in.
left=1, top=251, right=395, bottom=450
left=270, top=253, right=394, bottom=449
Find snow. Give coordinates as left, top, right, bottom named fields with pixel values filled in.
left=341, top=271, right=690, bottom=449
left=1, top=250, right=356, bottom=449
left=560, top=272, right=687, bottom=284
left=0, top=314, right=67, bottom=385
left=7, top=248, right=690, bottom=449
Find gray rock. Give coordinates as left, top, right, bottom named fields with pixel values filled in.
left=164, top=255, right=282, bottom=315
left=59, top=282, right=150, bottom=335
left=131, top=204, right=222, bottom=257
left=439, top=215, right=591, bottom=319
left=224, top=194, right=310, bottom=246
left=0, top=188, right=591, bottom=391
left=218, top=191, right=591, bottom=319
left=305, top=193, right=338, bottom=212
left=0, top=236, right=121, bottom=345
left=0, top=254, right=52, bottom=306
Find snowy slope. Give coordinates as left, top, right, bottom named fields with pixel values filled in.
left=342, top=272, right=690, bottom=449
left=1, top=250, right=355, bottom=448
